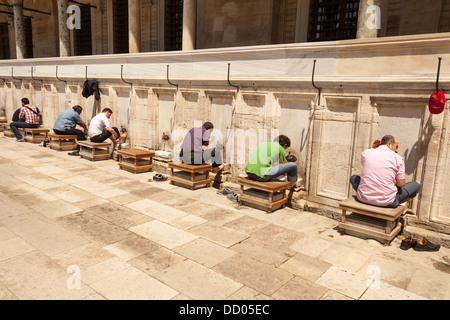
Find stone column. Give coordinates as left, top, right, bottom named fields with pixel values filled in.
left=57, top=0, right=70, bottom=57
left=12, top=0, right=26, bottom=59
left=182, top=0, right=197, bottom=50
left=356, top=0, right=381, bottom=39
left=129, top=0, right=141, bottom=53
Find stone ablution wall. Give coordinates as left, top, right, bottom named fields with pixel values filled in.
left=1, top=33, right=449, bottom=234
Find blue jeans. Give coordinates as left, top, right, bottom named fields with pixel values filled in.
left=10, top=122, right=39, bottom=140
left=350, top=175, right=421, bottom=208
left=247, top=162, right=298, bottom=184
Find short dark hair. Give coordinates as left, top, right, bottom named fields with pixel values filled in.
left=73, top=105, right=83, bottom=113
left=22, top=98, right=30, bottom=105
left=381, top=135, right=395, bottom=146
left=275, top=135, right=291, bottom=148
left=203, top=122, right=214, bottom=130
left=102, top=108, right=113, bottom=114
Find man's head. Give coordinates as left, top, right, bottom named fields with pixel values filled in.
left=21, top=98, right=30, bottom=106
left=73, top=105, right=83, bottom=115
left=102, top=108, right=113, bottom=118
left=381, top=135, right=399, bottom=153
left=275, top=135, right=291, bottom=149
left=203, top=122, right=214, bottom=131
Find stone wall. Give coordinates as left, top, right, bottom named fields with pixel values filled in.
left=1, top=33, right=449, bottom=234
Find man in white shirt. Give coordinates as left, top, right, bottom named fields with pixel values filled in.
left=89, top=108, right=127, bottom=144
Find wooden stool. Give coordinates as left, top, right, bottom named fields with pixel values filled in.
left=48, top=133, right=78, bottom=151
left=339, top=196, right=407, bottom=245
left=0, top=119, right=6, bottom=132
left=238, top=177, right=291, bottom=213
left=77, top=141, right=111, bottom=161
left=24, top=128, right=50, bottom=144
left=169, top=162, right=212, bottom=190
left=118, top=149, right=155, bottom=174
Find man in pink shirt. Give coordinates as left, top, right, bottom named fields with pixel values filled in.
left=350, top=135, right=420, bottom=208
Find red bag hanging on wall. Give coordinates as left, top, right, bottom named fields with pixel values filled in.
left=429, top=90, right=446, bottom=115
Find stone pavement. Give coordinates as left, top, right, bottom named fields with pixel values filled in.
left=0, top=135, right=449, bottom=301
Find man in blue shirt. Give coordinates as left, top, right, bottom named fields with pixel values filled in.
left=53, top=105, right=88, bottom=156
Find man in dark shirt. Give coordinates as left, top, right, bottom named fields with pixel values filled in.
left=179, top=122, right=225, bottom=173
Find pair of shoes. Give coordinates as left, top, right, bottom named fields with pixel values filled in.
left=16, top=138, right=24, bottom=142
left=217, top=187, right=233, bottom=196
left=414, top=238, right=440, bottom=252
left=227, top=191, right=239, bottom=202
left=68, top=151, right=80, bottom=156
left=400, top=236, right=440, bottom=252
left=153, top=174, right=168, bottom=182
left=400, top=237, right=416, bottom=250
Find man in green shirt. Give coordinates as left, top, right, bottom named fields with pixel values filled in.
left=245, top=135, right=298, bottom=188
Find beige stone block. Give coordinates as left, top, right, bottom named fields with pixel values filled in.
left=169, top=214, right=207, bottom=230
left=0, top=251, right=96, bottom=300
left=81, top=257, right=132, bottom=285
left=51, top=243, right=115, bottom=270
left=0, top=193, right=33, bottom=219
left=279, top=253, right=332, bottom=282
left=154, top=259, right=243, bottom=300
left=361, top=282, right=428, bottom=300
left=85, top=202, right=141, bottom=223
left=199, top=207, right=244, bottom=226
left=407, top=267, right=450, bottom=300
left=0, top=237, right=35, bottom=261
left=174, top=238, right=237, bottom=268
left=130, top=247, right=186, bottom=275
left=108, top=193, right=143, bottom=205
left=213, top=255, right=293, bottom=296
left=222, top=215, right=271, bottom=235
left=315, top=266, right=369, bottom=299
left=57, top=212, right=133, bottom=246
left=47, top=185, right=100, bottom=203
left=103, top=234, right=160, bottom=261
left=0, top=282, right=17, bottom=300
left=272, top=276, right=328, bottom=300
left=16, top=174, right=67, bottom=190
left=90, top=266, right=179, bottom=300
left=249, top=224, right=300, bottom=252
left=129, top=220, right=198, bottom=249
left=289, top=235, right=334, bottom=257
left=320, top=290, right=353, bottom=300
left=2, top=213, right=89, bottom=256
left=0, top=226, right=16, bottom=242
left=189, top=222, right=248, bottom=248
left=317, top=243, right=371, bottom=273
left=31, top=200, right=83, bottom=219
left=230, top=237, right=296, bottom=267
left=126, top=199, right=189, bottom=223
left=225, top=286, right=272, bottom=300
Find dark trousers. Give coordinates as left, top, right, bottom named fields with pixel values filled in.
left=350, top=175, right=421, bottom=208
left=54, top=128, right=87, bottom=151
left=179, top=148, right=223, bottom=168
left=10, top=122, right=39, bottom=140
left=91, top=127, right=120, bottom=143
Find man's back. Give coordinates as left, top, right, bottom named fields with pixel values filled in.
left=357, top=145, right=405, bottom=207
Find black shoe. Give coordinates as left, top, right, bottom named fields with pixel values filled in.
left=153, top=174, right=168, bottom=182
left=400, top=237, right=416, bottom=251
left=413, top=238, right=440, bottom=252
left=68, top=151, right=80, bottom=156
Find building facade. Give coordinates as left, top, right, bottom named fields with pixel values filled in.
left=0, top=0, right=450, bottom=240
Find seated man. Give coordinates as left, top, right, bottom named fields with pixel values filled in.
left=9, top=98, right=40, bottom=142
left=53, top=105, right=88, bottom=156
left=179, top=122, right=225, bottom=173
left=350, top=135, right=421, bottom=208
left=245, top=135, right=298, bottom=189
left=88, top=108, right=127, bottom=144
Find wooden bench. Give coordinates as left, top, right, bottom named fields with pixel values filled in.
left=48, top=133, right=78, bottom=151
left=24, top=128, right=50, bottom=144
left=77, top=140, right=111, bottom=161
left=238, top=177, right=291, bottom=213
left=169, top=162, right=212, bottom=190
left=118, top=149, right=155, bottom=174
left=339, top=196, right=407, bottom=245
left=0, top=119, right=6, bottom=132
